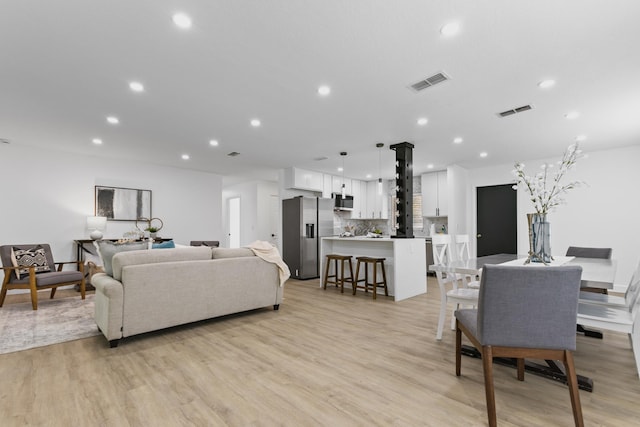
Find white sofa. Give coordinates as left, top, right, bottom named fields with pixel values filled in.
left=91, top=246, right=283, bottom=347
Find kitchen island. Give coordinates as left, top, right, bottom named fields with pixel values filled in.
left=320, top=236, right=427, bottom=301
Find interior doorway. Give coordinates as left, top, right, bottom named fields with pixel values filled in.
left=228, top=197, right=240, bottom=248
left=476, top=184, right=517, bottom=256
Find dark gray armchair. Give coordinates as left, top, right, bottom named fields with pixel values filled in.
left=189, top=241, right=220, bottom=247
left=0, top=244, right=85, bottom=310
left=455, top=264, right=584, bottom=427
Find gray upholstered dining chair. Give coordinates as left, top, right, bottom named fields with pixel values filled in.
left=455, top=264, right=584, bottom=427
left=566, top=246, right=612, bottom=294
left=0, top=244, right=85, bottom=310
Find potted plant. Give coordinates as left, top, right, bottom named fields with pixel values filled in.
left=145, top=226, right=159, bottom=239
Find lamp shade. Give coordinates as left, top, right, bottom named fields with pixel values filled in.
left=87, top=216, right=107, bottom=240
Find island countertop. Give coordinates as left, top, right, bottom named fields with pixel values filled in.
left=320, top=236, right=427, bottom=301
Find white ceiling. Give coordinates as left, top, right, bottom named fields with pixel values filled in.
left=2, top=1, right=640, bottom=185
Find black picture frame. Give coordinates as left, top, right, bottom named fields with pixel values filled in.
left=95, top=185, right=152, bottom=221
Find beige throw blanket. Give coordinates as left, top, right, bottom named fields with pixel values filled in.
left=246, top=241, right=291, bottom=286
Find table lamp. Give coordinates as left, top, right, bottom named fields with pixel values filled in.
left=87, top=216, right=107, bottom=240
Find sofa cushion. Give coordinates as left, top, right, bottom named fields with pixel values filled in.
left=211, top=248, right=254, bottom=259
left=152, top=240, right=175, bottom=249
left=111, top=246, right=212, bottom=281
left=11, top=245, right=51, bottom=279
left=95, top=240, right=149, bottom=276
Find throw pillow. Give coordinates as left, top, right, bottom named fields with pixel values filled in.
left=11, top=245, right=51, bottom=280
left=152, top=240, right=175, bottom=249
left=94, top=240, right=148, bottom=276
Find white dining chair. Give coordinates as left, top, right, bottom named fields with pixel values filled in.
left=454, top=234, right=480, bottom=289
left=431, top=234, right=479, bottom=340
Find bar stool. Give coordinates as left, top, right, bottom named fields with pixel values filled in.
left=353, top=256, right=388, bottom=300
left=323, top=254, right=355, bottom=293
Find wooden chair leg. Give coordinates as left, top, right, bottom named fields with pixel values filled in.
left=339, top=259, right=345, bottom=293
left=347, top=258, right=354, bottom=292
left=482, top=345, right=497, bottom=427
left=372, top=262, right=377, bottom=300
left=323, top=257, right=331, bottom=289
left=380, top=261, right=388, bottom=296
left=0, top=278, right=8, bottom=307
left=50, top=287, right=57, bottom=299
left=80, top=277, right=86, bottom=300
left=29, top=272, right=38, bottom=310
left=563, top=350, right=584, bottom=427
left=517, top=358, right=525, bottom=381
left=353, top=261, right=361, bottom=295
left=455, top=321, right=462, bottom=376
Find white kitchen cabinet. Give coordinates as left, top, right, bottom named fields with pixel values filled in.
left=284, top=167, right=323, bottom=192
left=365, top=180, right=389, bottom=219
left=421, top=171, right=448, bottom=217
left=332, top=175, right=352, bottom=195
left=322, top=174, right=333, bottom=198
left=349, top=180, right=367, bottom=219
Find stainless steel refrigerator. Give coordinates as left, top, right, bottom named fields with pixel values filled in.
left=282, top=196, right=334, bottom=279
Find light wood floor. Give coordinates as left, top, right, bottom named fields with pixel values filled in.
left=1, top=278, right=639, bottom=426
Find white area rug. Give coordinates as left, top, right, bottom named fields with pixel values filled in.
left=0, top=294, right=99, bottom=354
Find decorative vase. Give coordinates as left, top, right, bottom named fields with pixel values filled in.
left=150, top=232, right=157, bottom=239
left=527, top=213, right=551, bottom=263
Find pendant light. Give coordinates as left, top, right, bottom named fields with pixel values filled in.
left=340, top=152, right=347, bottom=198
left=376, top=143, right=384, bottom=195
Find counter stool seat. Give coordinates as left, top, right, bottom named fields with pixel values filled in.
left=354, top=256, right=388, bottom=300
left=323, top=254, right=355, bottom=293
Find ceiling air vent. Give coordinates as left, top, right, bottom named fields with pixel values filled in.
left=498, top=104, right=533, bottom=117
left=227, top=152, right=240, bottom=157
left=0, top=138, right=10, bottom=144
left=410, top=72, right=449, bottom=92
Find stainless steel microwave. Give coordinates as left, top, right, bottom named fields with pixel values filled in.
left=333, top=193, right=354, bottom=210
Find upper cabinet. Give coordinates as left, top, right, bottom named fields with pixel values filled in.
left=421, top=171, right=448, bottom=217
left=332, top=175, right=352, bottom=195
left=284, top=167, right=324, bottom=192
left=365, top=180, right=389, bottom=219
left=349, top=180, right=367, bottom=219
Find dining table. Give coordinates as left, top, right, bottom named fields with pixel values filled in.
left=429, top=253, right=618, bottom=392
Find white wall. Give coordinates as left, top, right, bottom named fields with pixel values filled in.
left=0, top=144, right=223, bottom=267
left=468, top=144, right=640, bottom=287
left=223, top=180, right=278, bottom=247
left=446, top=165, right=470, bottom=236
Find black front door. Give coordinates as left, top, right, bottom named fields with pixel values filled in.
left=476, top=184, right=517, bottom=256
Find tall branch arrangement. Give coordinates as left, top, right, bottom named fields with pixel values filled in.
left=512, top=143, right=583, bottom=215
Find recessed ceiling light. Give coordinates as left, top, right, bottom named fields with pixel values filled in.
left=575, top=135, right=587, bottom=142
left=92, top=138, right=103, bottom=145
left=106, top=116, right=119, bottom=124
left=129, top=81, right=144, bottom=92
left=453, top=137, right=463, bottom=144
left=538, top=79, right=556, bottom=89
left=172, top=13, right=192, bottom=29
left=366, top=174, right=372, bottom=179
left=337, top=167, right=344, bottom=172
left=250, top=119, right=261, bottom=127
left=427, top=164, right=434, bottom=169
left=417, top=117, right=428, bottom=126
left=318, top=85, right=331, bottom=96
left=440, top=22, right=460, bottom=37
left=480, top=152, right=488, bottom=158
left=209, top=139, right=219, bottom=146
left=1, top=138, right=11, bottom=144
left=181, top=154, right=190, bottom=160
left=565, top=111, right=580, bottom=120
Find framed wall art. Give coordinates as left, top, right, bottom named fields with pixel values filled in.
left=95, top=185, right=152, bottom=221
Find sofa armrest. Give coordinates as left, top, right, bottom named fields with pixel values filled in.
left=91, top=272, right=124, bottom=342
